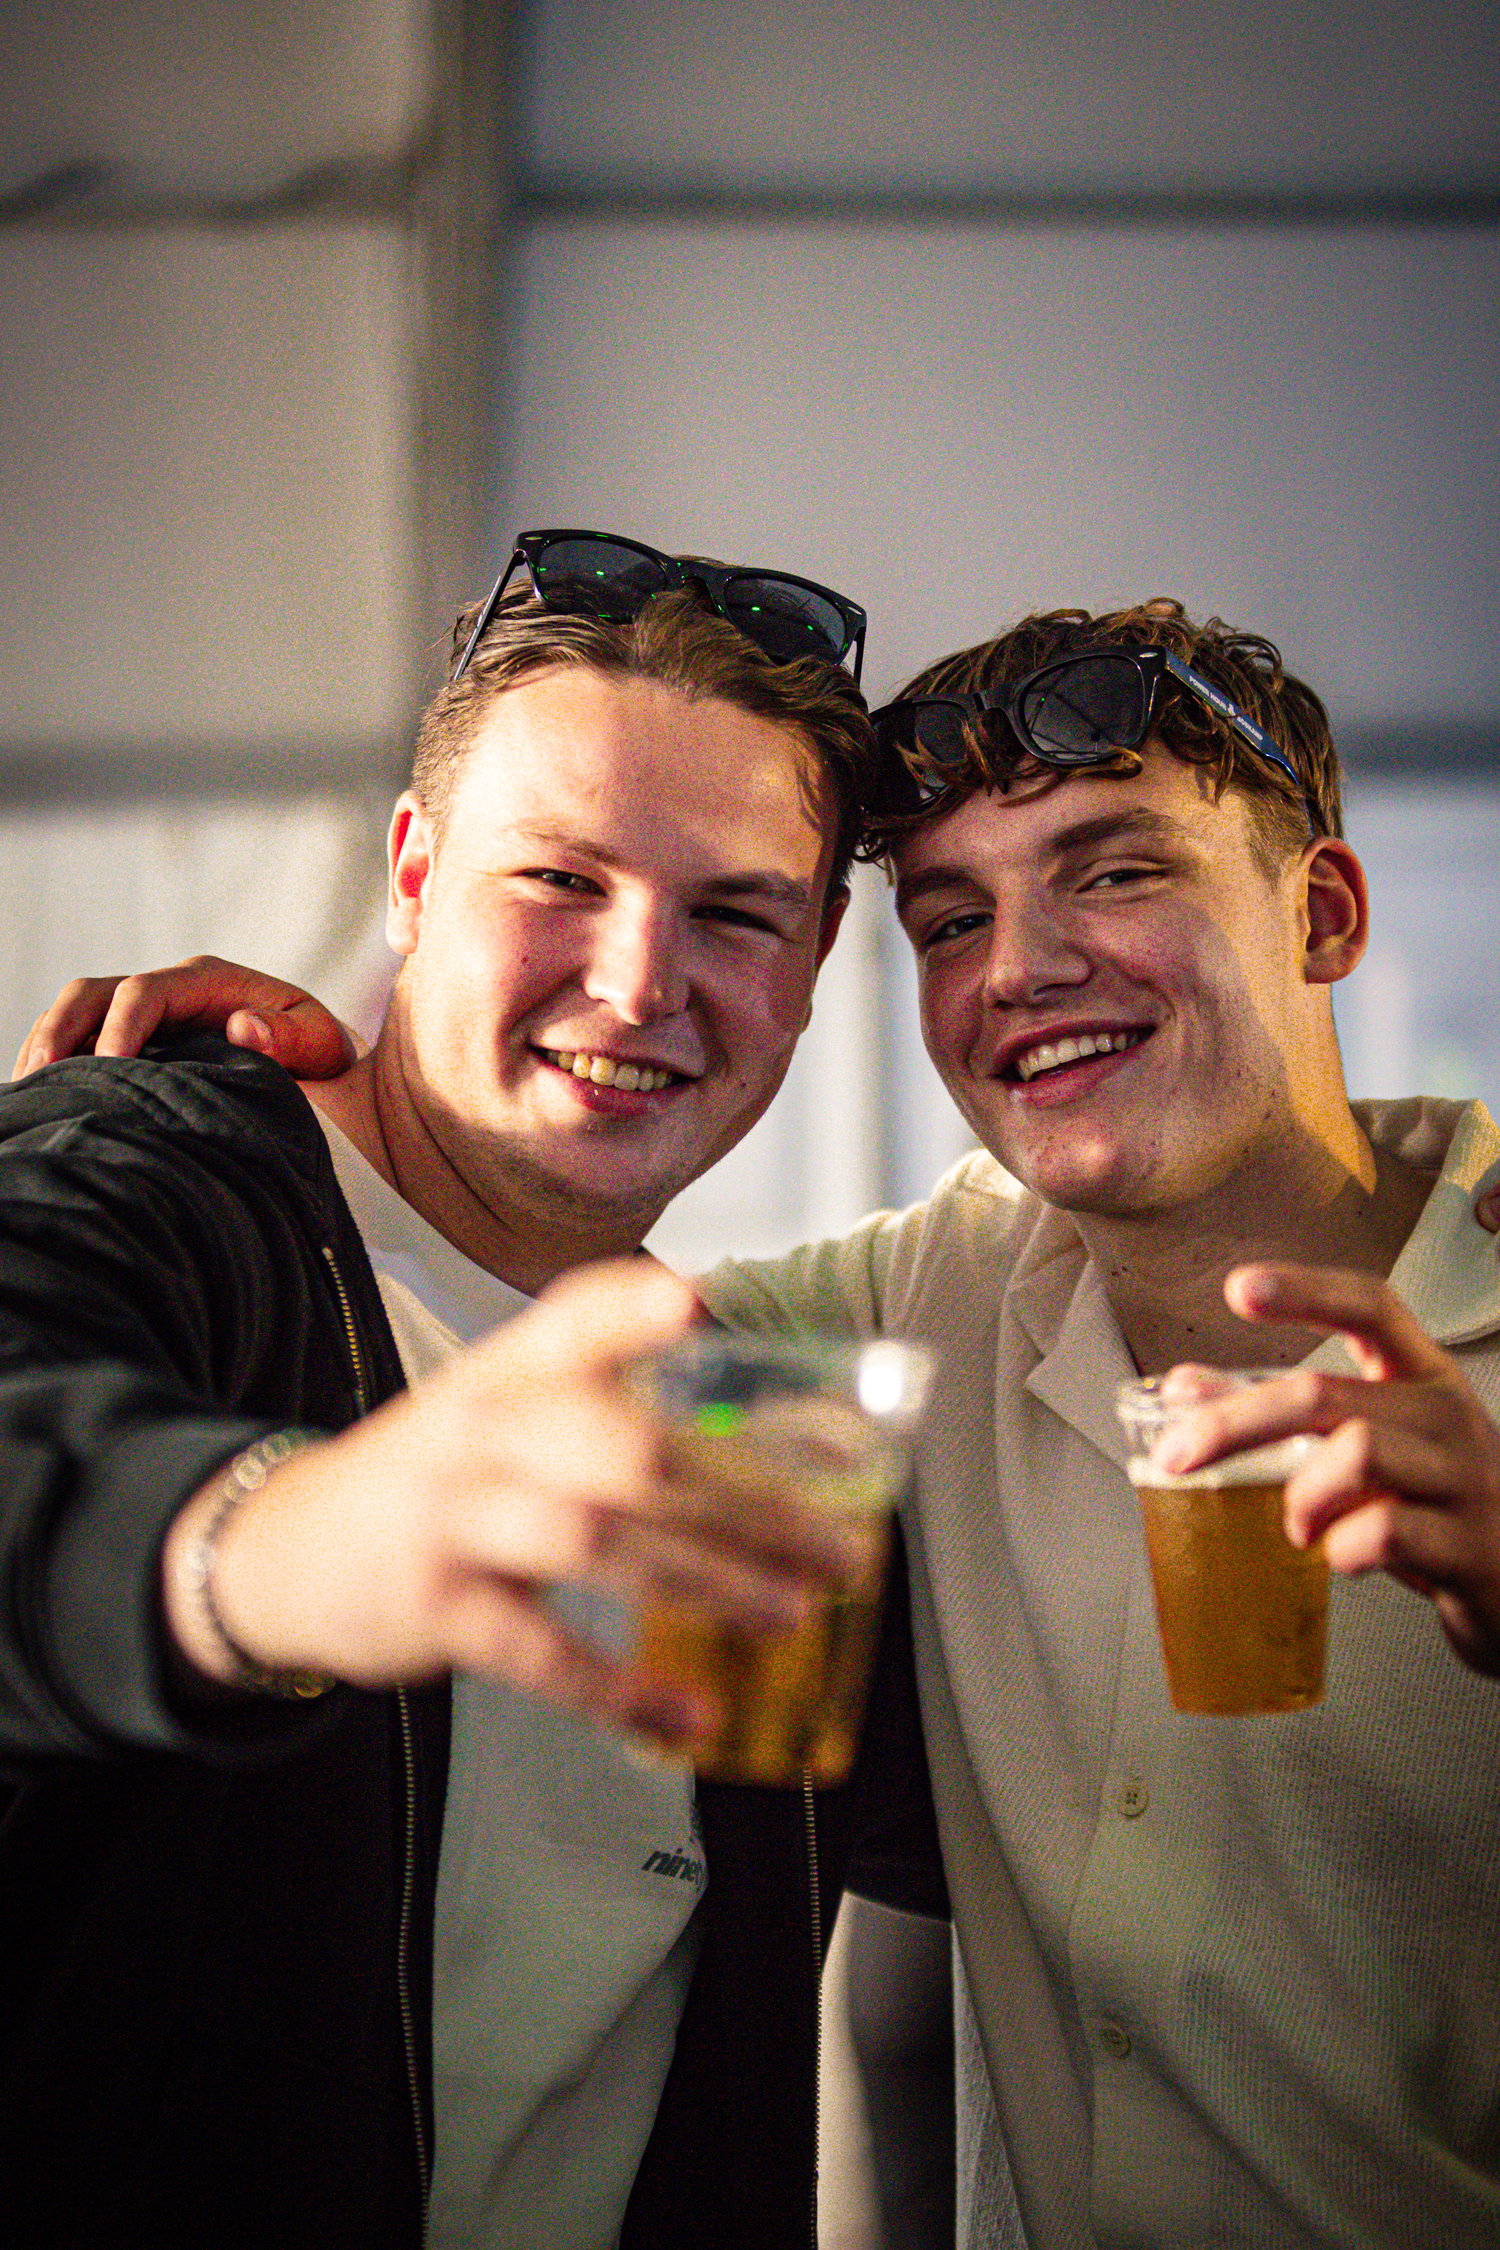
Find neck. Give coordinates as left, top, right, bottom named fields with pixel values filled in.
left=302, top=1041, right=658, bottom=1296
left=1079, top=1097, right=1432, bottom=1375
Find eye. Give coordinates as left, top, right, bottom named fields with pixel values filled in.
left=918, top=908, right=991, bottom=951
left=693, top=902, right=782, bottom=937
left=524, top=868, right=601, bottom=895
left=1079, top=861, right=1159, bottom=893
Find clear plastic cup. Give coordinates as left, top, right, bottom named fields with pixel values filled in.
left=632, top=1333, right=933, bottom=1784
left=1117, top=1373, right=1326, bottom=1715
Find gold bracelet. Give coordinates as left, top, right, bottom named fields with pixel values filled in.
left=185, top=1432, right=335, bottom=1700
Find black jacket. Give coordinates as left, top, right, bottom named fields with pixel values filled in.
left=0, top=1041, right=944, bottom=2248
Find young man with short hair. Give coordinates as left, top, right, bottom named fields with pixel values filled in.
left=0, top=540, right=941, bottom=2249
left=700, top=598, right=1500, bottom=2246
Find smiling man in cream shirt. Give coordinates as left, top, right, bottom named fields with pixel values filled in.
left=701, top=600, right=1500, bottom=2249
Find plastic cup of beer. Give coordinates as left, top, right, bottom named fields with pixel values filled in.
left=631, top=1333, right=933, bottom=1785
left=1116, top=1373, right=1327, bottom=1715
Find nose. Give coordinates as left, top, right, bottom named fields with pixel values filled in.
left=581, top=896, right=689, bottom=1024
left=980, top=893, right=1090, bottom=1010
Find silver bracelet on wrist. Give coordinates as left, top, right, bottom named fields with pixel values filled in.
left=184, top=1431, right=335, bottom=1700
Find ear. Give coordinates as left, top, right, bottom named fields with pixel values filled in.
left=813, top=884, right=850, bottom=972
left=387, top=791, right=436, bottom=958
left=1301, top=836, right=1369, bottom=987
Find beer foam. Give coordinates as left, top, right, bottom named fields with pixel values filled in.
left=1126, top=1434, right=1313, bottom=1490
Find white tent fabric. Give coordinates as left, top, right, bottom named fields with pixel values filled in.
left=0, top=789, right=395, bottom=1069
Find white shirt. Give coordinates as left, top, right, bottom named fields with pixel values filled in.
left=698, top=1099, right=1500, bottom=2250
left=316, top=1116, right=704, bottom=2250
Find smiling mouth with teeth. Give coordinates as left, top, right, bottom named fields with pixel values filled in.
left=540, top=1047, right=686, bottom=1093
left=1011, top=1028, right=1150, bottom=1083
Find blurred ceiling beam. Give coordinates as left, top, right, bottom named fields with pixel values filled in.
left=413, top=0, right=516, bottom=678
left=0, top=0, right=516, bottom=787
left=513, top=183, right=1500, bottom=232
left=0, top=138, right=441, bottom=229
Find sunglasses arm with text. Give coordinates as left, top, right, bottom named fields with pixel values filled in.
left=1148, top=1265, right=1500, bottom=1679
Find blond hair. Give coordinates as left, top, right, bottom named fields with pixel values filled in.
left=414, top=587, right=875, bottom=899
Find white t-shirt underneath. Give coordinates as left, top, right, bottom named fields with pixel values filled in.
left=315, top=1113, right=704, bottom=2250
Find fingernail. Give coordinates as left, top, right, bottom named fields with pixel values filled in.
left=1159, top=1365, right=1212, bottom=1400
left=243, top=1013, right=273, bottom=1053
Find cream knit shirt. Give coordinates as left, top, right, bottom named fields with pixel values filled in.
left=700, top=1099, right=1500, bottom=2250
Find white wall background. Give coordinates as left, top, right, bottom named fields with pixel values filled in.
left=0, top=0, right=460, bottom=1063
left=0, top=223, right=421, bottom=778
left=503, top=218, right=1500, bottom=720
left=1336, top=779, right=1500, bottom=1121
left=520, top=0, right=1500, bottom=200
left=0, top=0, right=432, bottom=201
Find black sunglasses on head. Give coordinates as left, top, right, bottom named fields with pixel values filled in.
left=452, top=529, right=867, bottom=684
left=872, top=645, right=1317, bottom=829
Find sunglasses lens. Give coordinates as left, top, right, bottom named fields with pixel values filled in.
left=1016, top=656, right=1148, bottom=765
left=532, top=537, right=672, bottom=619
left=908, top=702, right=980, bottom=768
left=877, top=701, right=983, bottom=767
left=868, top=702, right=977, bottom=817
left=721, top=576, right=849, bottom=665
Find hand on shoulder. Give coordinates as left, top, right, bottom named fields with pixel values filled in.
left=13, top=956, right=358, bottom=1081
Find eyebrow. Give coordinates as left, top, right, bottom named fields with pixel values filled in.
left=894, top=808, right=1184, bottom=918
left=1045, top=808, right=1184, bottom=858
left=699, top=871, right=817, bottom=914
left=507, top=825, right=815, bottom=916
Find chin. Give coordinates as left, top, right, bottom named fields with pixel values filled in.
left=541, top=1153, right=684, bottom=1213
left=999, top=1136, right=1155, bottom=1217
left=535, top=1175, right=680, bottom=1245
left=476, top=1129, right=679, bottom=1232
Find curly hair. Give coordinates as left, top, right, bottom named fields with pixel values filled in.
left=413, top=586, right=875, bottom=903
left=860, top=598, right=1341, bottom=872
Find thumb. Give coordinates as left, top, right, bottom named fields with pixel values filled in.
left=524, top=1258, right=702, bottom=1377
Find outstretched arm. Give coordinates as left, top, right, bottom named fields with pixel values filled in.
left=14, top=955, right=357, bottom=1080
left=158, top=1258, right=850, bottom=1745
left=1152, top=1263, right=1500, bottom=1678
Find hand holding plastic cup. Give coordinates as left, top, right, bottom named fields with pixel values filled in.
left=630, top=1333, right=933, bottom=1785
left=1117, top=1371, right=1327, bottom=1714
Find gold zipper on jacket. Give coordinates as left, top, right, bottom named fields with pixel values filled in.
left=320, top=1244, right=371, bottom=1416
left=802, top=1765, right=822, bottom=2250
left=322, top=1242, right=428, bottom=2211
left=396, top=1684, right=430, bottom=2199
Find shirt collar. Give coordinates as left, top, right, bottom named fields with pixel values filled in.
left=1369, top=1098, right=1500, bottom=1348
left=1009, top=1097, right=1500, bottom=1464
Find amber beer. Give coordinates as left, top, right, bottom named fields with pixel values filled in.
left=634, top=1340, right=931, bottom=1785
left=1127, top=1440, right=1328, bottom=1714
